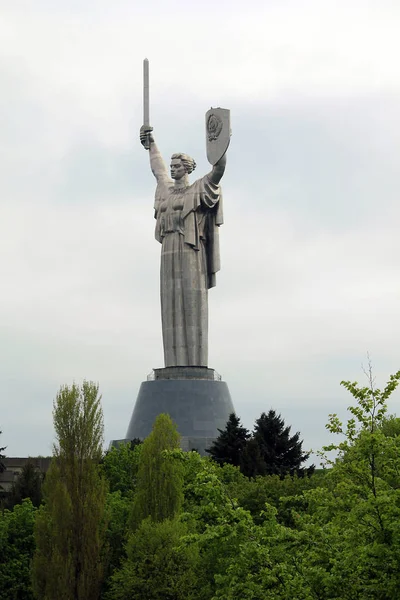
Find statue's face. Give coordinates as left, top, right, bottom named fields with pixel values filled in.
left=170, top=158, right=186, bottom=180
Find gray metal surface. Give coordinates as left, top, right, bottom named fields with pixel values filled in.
left=205, top=107, right=231, bottom=165
left=125, top=375, right=234, bottom=445
left=140, top=108, right=229, bottom=368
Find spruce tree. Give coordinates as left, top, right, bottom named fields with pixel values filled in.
left=253, top=410, right=312, bottom=477
left=239, top=437, right=266, bottom=478
left=206, top=413, right=250, bottom=467
left=32, top=381, right=108, bottom=600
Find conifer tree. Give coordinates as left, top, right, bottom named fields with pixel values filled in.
left=32, top=381, right=108, bottom=600
left=206, top=413, right=249, bottom=467
left=253, top=410, right=312, bottom=476
left=239, top=436, right=266, bottom=478
left=131, top=413, right=183, bottom=528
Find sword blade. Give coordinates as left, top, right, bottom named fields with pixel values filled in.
left=143, top=58, right=149, bottom=126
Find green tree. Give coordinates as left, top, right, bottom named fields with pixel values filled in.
left=285, top=366, right=400, bottom=599
left=101, top=442, right=142, bottom=496
left=206, top=413, right=249, bottom=467
left=380, top=413, right=400, bottom=439
left=224, top=470, right=325, bottom=526
left=106, top=518, right=198, bottom=600
left=7, top=460, right=43, bottom=509
left=100, top=443, right=143, bottom=596
left=32, top=381, right=108, bottom=600
left=177, top=450, right=299, bottom=599
left=207, top=411, right=313, bottom=479
left=131, top=414, right=183, bottom=528
left=251, top=410, right=313, bottom=477
left=238, top=436, right=266, bottom=478
left=0, top=499, right=36, bottom=600
left=101, top=491, right=133, bottom=598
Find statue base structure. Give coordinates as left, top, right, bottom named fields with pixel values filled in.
left=112, top=367, right=234, bottom=456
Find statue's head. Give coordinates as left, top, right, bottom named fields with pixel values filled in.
left=170, top=153, right=196, bottom=180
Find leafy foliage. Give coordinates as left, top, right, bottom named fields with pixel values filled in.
left=302, top=366, right=400, bottom=598
left=32, top=381, right=108, bottom=600
left=100, top=443, right=143, bottom=595
left=0, top=499, right=36, bottom=600
left=101, top=491, right=133, bottom=598
left=380, top=414, right=400, bottom=438
left=101, top=442, right=142, bottom=496
left=130, top=413, right=183, bottom=528
left=106, top=518, right=198, bottom=600
left=4, top=366, right=400, bottom=600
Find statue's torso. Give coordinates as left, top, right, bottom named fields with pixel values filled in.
left=158, top=189, right=185, bottom=235
left=156, top=184, right=208, bottom=241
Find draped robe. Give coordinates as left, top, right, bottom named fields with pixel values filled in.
left=154, top=174, right=223, bottom=367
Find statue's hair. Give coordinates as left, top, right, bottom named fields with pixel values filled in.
left=171, top=153, right=197, bottom=174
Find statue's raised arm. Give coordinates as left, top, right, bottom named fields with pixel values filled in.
left=208, top=153, right=227, bottom=185
left=205, top=107, right=230, bottom=185
left=140, top=126, right=170, bottom=183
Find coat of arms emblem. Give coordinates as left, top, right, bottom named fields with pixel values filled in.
left=205, top=107, right=231, bottom=165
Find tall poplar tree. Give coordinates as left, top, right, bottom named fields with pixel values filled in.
left=32, top=381, right=108, bottom=600
left=131, top=413, right=183, bottom=528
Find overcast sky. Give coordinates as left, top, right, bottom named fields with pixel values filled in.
left=1, top=0, right=400, bottom=461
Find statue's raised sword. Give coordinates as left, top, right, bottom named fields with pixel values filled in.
left=142, top=58, right=151, bottom=149
left=142, top=58, right=231, bottom=162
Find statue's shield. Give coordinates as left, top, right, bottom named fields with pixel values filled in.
left=205, top=107, right=231, bottom=165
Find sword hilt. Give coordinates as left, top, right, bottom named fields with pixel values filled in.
left=141, top=125, right=153, bottom=150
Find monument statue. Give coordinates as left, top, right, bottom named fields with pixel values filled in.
left=116, top=60, right=234, bottom=455
left=139, top=59, right=230, bottom=368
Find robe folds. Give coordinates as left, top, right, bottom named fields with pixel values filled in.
left=154, top=175, right=223, bottom=367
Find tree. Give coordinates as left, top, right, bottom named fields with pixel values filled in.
left=101, top=443, right=143, bottom=596
left=101, top=491, right=134, bottom=599
left=7, top=460, right=43, bottom=509
left=380, top=413, right=400, bottom=439
left=251, top=410, right=313, bottom=477
left=207, top=411, right=313, bottom=479
left=129, top=437, right=142, bottom=450
left=106, top=519, right=199, bottom=600
left=32, top=381, right=108, bottom=600
left=0, top=499, right=36, bottom=600
left=239, top=436, right=266, bottom=478
left=0, top=429, right=6, bottom=474
left=101, top=442, right=142, bottom=496
left=293, top=365, right=400, bottom=598
left=206, top=413, right=249, bottom=467
left=131, top=414, right=183, bottom=528
left=177, top=450, right=296, bottom=600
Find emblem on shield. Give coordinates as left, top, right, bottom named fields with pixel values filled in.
left=205, top=107, right=231, bottom=165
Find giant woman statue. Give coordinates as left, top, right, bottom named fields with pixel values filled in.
left=140, top=124, right=227, bottom=367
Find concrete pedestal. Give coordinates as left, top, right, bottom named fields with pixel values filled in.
left=116, top=367, right=234, bottom=455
